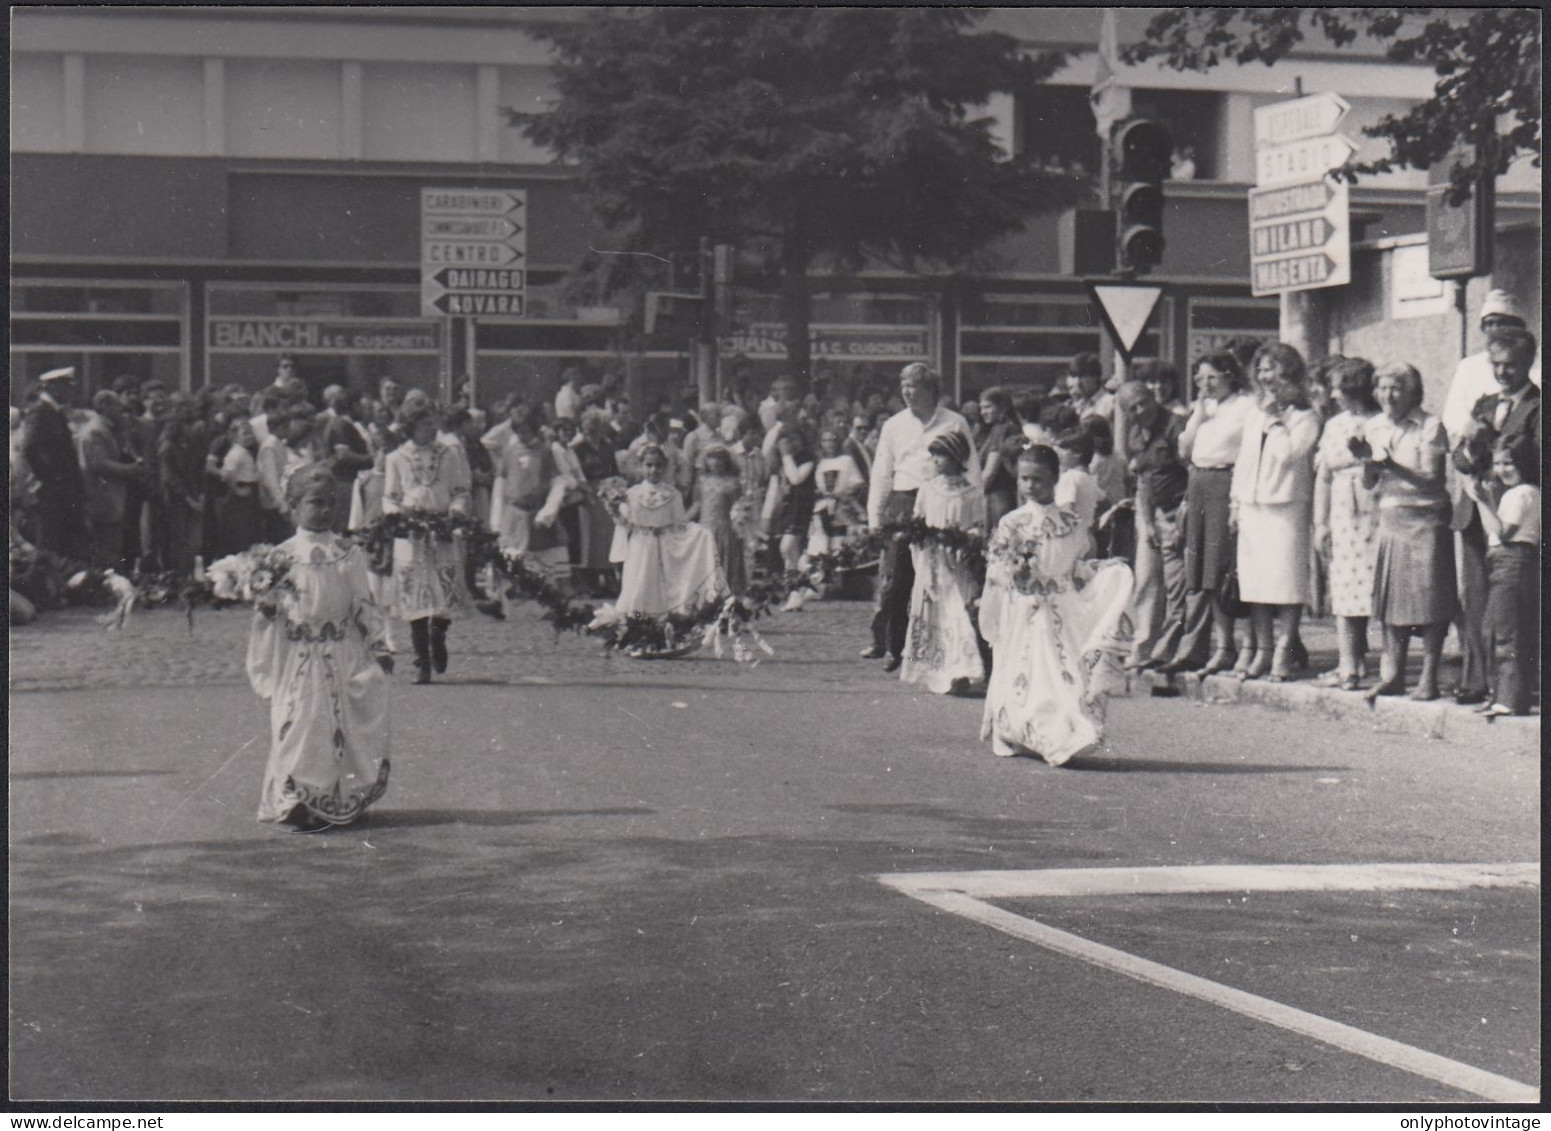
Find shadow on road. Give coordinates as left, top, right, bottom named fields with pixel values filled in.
left=359, top=806, right=656, bottom=830
left=1070, top=756, right=1350, bottom=775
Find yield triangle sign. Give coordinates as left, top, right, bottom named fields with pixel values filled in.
left=1087, top=283, right=1163, bottom=360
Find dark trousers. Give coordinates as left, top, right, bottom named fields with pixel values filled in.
left=869, top=490, right=917, bottom=657
left=1486, top=544, right=1539, bottom=714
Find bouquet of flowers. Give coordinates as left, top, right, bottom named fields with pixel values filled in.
left=595, top=476, right=630, bottom=515
left=986, top=528, right=1069, bottom=598
left=203, top=544, right=295, bottom=611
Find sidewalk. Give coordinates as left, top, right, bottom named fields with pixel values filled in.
left=1124, top=616, right=1541, bottom=756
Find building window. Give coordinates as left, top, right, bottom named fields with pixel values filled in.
left=1019, top=85, right=1101, bottom=179
left=958, top=293, right=1168, bottom=398
left=1132, top=88, right=1222, bottom=181
left=83, top=54, right=204, bottom=156
left=10, top=279, right=188, bottom=403
left=1186, top=296, right=1279, bottom=371
left=226, top=58, right=343, bottom=159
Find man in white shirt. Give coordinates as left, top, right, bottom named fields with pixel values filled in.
left=1441, top=291, right=1540, bottom=703
left=863, top=362, right=979, bottom=671
left=554, top=367, right=583, bottom=422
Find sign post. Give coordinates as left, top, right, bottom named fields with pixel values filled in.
left=1249, top=93, right=1353, bottom=298
left=421, top=188, right=527, bottom=317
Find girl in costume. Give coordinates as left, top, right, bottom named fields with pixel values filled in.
left=687, top=443, right=747, bottom=595
left=613, top=444, right=726, bottom=619
left=247, top=466, right=392, bottom=831
left=382, top=400, right=472, bottom=684
left=900, top=431, right=987, bottom=695
left=979, top=446, right=1133, bottom=765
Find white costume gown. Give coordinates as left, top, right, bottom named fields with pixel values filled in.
left=901, top=475, right=987, bottom=694
left=382, top=439, right=472, bottom=621
left=615, top=481, right=726, bottom=617
left=978, top=501, right=1134, bottom=765
left=246, top=529, right=392, bottom=824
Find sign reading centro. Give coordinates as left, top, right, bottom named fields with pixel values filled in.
left=209, top=319, right=441, bottom=353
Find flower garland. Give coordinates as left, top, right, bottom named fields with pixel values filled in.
left=110, top=508, right=989, bottom=663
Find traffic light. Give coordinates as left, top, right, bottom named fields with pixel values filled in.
left=1114, top=119, right=1173, bottom=274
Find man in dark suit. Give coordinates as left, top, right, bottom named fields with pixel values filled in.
left=1455, top=328, right=1541, bottom=491
left=22, top=367, right=90, bottom=561
left=1452, top=326, right=1541, bottom=701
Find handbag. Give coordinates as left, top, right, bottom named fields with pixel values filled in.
left=1220, top=560, right=1248, bottom=618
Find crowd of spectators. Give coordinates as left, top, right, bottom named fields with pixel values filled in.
left=11, top=290, right=1540, bottom=716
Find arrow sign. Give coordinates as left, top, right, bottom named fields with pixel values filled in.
left=431, top=267, right=525, bottom=291
left=424, top=216, right=522, bottom=240
left=1252, top=216, right=1333, bottom=257
left=1253, top=92, right=1350, bottom=148
left=1085, top=283, right=1163, bottom=359
left=1256, top=134, right=1357, bottom=188
left=421, top=189, right=524, bottom=216
left=1248, top=179, right=1337, bottom=223
left=428, top=291, right=526, bottom=317
left=422, top=240, right=523, bottom=267
left=1252, top=254, right=1339, bottom=294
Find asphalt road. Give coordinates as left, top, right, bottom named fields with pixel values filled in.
left=8, top=602, right=1541, bottom=1103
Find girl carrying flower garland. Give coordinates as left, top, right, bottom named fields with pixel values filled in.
left=382, top=400, right=472, bottom=684
left=246, top=466, right=392, bottom=831
left=979, top=446, right=1133, bottom=765
left=613, top=443, right=726, bottom=623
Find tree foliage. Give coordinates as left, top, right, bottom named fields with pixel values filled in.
left=510, top=8, right=1084, bottom=383
left=1122, top=8, right=1541, bottom=203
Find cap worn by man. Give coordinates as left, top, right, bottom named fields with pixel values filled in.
left=1480, top=289, right=1526, bottom=327
left=39, top=367, right=76, bottom=383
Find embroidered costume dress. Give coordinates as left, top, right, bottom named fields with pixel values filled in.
left=978, top=501, right=1134, bottom=765
left=246, top=529, right=391, bottom=825
left=693, top=473, right=746, bottom=594
left=614, top=480, right=726, bottom=617
left=382, top=439, right=472, bottom=621
left=901, top=474, right=987, bottom=694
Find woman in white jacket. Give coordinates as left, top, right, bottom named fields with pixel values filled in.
left=1231, top=343, right=1322, bottom=682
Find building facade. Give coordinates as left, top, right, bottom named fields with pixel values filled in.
left=11, top=7, right=1540, bottom=409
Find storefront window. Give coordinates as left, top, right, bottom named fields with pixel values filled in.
left=958, top=294, right=1167, bottom=399
left=10, top=279, right=187, bottom=403
left=1186, top=297, right=1279, bottom=370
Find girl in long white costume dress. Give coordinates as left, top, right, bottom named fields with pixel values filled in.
left=901, top=432, right=987, bottom=694
left=382, top=403, right=472, bottom=683
left=614, top=444, right=726, bottom=618
left=247, top=468, right=392, bottom=829
left=979, top=446, right=1133, bottom=765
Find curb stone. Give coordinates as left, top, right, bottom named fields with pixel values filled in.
left=1120, top=669, right=1540, bottom=755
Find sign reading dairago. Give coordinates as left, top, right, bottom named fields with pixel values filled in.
left=421, top=188, right=527, bottom=317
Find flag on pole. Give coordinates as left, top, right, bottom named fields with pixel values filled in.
left=1090, top=9, right=1132, bottom=139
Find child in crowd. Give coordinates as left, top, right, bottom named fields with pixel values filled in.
left=613, top=444, right=726, bottom=620
left=1083, top=415, right=1130, bottom=558
left=901, top=432, right=986, bottom=695
left=1054, top=427, right=1100, bottom=559
left=247, top=466, right=392, bottom=831
left=772, top=428, right=818, bottom=611
left=978, top=446, right=1133, bottom=765
left=688, top=444, right=746, bottom=595
left=217, top=417, right=263, bottom=557
left=1465, top=441, right=1541, bottom=717
left=808, top=426, right=867, bottom=559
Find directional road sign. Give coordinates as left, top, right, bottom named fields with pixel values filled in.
left=1249, top=92, right=1353, bottom=296
left=1255, top=133, right=1357, bottom=188
left=1253, top=92, right=1350, bottom=148
left=1249, top=177, right=1351, bottom=296
left=421, top=187, right=527, bottom=318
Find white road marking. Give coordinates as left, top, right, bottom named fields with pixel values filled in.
left=879, top=863, right=1539, bottom=1103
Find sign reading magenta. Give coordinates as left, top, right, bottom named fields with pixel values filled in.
left=421, top=187, right=528, bottom=318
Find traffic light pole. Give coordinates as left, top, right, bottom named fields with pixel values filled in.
left=1097, top=123, right=1124, bottom=391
